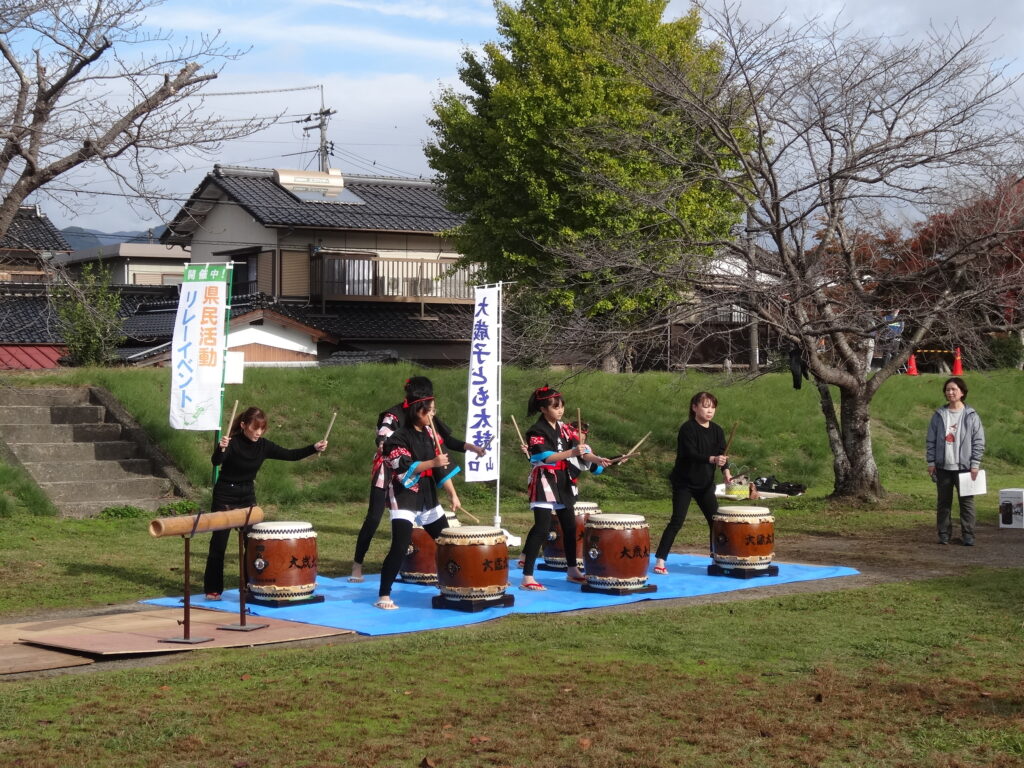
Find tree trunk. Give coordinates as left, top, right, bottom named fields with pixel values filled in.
left=814, top=379, right=884, bottom=500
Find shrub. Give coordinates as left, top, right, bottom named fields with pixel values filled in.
left=985, top=334, right=1023, bottom=369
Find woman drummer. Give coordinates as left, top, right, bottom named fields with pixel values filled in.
left=519, top=385, right=612, bottom=590
left=203, top=406, right=327, bottom=600
left=374, top=386, right=456, bottom=610
left=652, top=391, right=732, bottom=575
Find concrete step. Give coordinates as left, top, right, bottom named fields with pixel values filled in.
left=23, top=459, right=155, bottom=483
left=7, top=441, right=140, bottom=462
left=39, top=477, right=172, bottom=502
left=59, top=498, right=171, bottom=519
left=0, top=423, right=123, bottom=443
left=0, top=404, right=106, bottom=425
left=0, top=387, right=90, bottom=407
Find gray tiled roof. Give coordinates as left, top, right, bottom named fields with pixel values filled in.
left=0, top=290, right=62, bottom=343
left=0, top=285, right=174, bottom=344
left=1, top=284, right=470, bottom=349
left=122, top=292, right=471, bottom=344
left=0, top=208, right=71, bottom=253
left=165, top=166, right=464, bottom=242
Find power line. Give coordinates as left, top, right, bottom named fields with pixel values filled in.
left=196, top=85, right=322, bottom=97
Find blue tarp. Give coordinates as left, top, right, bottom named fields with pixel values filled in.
left=143, top=554, right=859, bottom=637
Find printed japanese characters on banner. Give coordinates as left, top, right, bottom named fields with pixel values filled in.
left=465, top=285, right=501, bottom=482
left=169, top=264, right=231, bottom=430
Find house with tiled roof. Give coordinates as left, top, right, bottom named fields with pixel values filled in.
left=0, top=205, right=72, bottom=284
left=55, top=241, right=189, bottom=286
left=161, top=166, right=477, bottom=364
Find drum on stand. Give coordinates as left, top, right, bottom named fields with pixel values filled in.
left=400, top=524, right=438, bottom=584
left=245, top=522, right=325, bottom=606
left=582, top=514, right=656, bottom=595
left=400, top=510, right=460, bottom=585
left=541, top=501, right=600, bottom=571
left=433, top=526, right=515, bottom=612
left=708, top=506, right=779, bottom=578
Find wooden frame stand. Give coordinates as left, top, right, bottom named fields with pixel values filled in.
left=431, top=594, right=515, bottom=612
left=707, top=563, right=779, bottom=579
left=581, top=583, right=658, bottom=596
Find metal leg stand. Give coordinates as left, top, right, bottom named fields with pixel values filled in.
left=160, top=535, right=214, bottom=644
left=218, top=523, right=268, bottom=632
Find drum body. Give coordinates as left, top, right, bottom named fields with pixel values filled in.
left=711, top=506, right=775, bottom=572
left=542, top=502, right=600, bottom=569
left=435, top=526, right=509, bottom=603
left=401, top=524, right=438, bottom=584
left=583, top=513, right=650, bottom=590
left=246, top=521, right=317, bottom=601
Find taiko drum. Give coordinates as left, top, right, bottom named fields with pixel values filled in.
left=400, top=512, right=461, bottom=584
left=401, top=524, right=438, bottom=584
left=710, top=506, right=775, bottom=572
left=434, top=526, right=509, bottom=603
left=542, top=501, right=600, bottom=570
left=245, top=521, right=318, bottom=601
left=582, top=513, right=651, bottom=590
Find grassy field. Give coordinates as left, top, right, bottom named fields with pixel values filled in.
left=1, top=366, right=1022, bottom=767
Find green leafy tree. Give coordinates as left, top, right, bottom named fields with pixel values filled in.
left=426, top=0, right=741, bottom=368
left=55, top=263, right=125, bottom=366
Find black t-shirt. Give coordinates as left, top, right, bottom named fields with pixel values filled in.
left=669, top=419, right=725, bottom=489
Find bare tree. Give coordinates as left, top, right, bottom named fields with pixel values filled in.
left=0, top=0, right=276, bottom=255
left=552, top=4, right=1024, bottom=499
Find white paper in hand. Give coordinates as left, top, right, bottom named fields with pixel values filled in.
left=958, top=469, right=987, bottom=496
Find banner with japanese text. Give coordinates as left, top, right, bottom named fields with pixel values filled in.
left=169, top=263, right=231, bottom=430
left=465, top=284, right=501, bottom=482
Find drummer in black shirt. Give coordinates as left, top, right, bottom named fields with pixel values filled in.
left=203, top=406, right=327, bottom=600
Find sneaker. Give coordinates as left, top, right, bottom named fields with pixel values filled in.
left=962, top=537, right=975, bottom=547
left=205, top=592, right=222, bottom=601
left=938, top=537, right=949, bottom=546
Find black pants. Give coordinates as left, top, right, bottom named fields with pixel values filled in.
left=203, top=482, right=256, bottom=595
left=378, top=516, right=450, bottom=598
left=353, top=484, right=388, bottom=565
left=521, top=505, right=577, bottom=576
left=655, top=483, right=717, bottom=560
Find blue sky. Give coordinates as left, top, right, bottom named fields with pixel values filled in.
left=37, top=0, right=1024, bottom=234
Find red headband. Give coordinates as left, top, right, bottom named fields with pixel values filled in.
left=403, top=396, right=434, bottom=408
left=534, top=386, right=561, bottom=401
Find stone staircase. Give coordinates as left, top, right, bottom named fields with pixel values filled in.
left=0, top=386, right=193, bottom=517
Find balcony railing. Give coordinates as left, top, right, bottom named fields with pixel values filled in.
left=310, top=253, right=477, bottom=303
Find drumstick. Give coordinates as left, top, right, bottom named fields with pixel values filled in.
left=510, top=414, right=527, bottom=449
left=724, top=421, right=739, bottom=455
left=323, top=411, right=338, bottom=442
left=624, top=430, right=651, bottom=458
left=607, top=431, right=651, bottom=465
left=453, top=503, right=480, bottom=523
left=224, top=399, right=239, bottom=435
left=576, top=408, right=583, bottom=441
left=317, top=410, right=337, bottom=459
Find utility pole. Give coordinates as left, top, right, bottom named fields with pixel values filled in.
left=301, top=85, right=336, bottom=171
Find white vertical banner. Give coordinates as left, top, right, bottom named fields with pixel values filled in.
left=169, top=263, right=231, bottom=430
left=465, top=284, right=501, bottom=482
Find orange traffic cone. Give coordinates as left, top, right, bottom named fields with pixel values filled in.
left=906, top=354, right=919, bottom=376
left=952, top=347, right=963, bottom=375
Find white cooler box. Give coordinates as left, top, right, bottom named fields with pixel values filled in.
left=998, top=488, right=1024, bottom=529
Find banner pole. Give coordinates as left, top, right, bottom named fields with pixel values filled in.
left=212, top=263, right=235, bottom=488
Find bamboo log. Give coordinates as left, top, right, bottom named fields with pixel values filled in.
left=225, top=400, right=239, bottom=433
left=149, top=506, right=264, bottom=538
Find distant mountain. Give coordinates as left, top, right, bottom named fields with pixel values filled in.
left=61, top=225, right=167, bottom=253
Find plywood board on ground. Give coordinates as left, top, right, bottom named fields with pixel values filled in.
left=13, top=607, right=352, bottom=658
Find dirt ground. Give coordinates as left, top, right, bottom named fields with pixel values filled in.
left=4, top=523, right=1022, bottom=680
